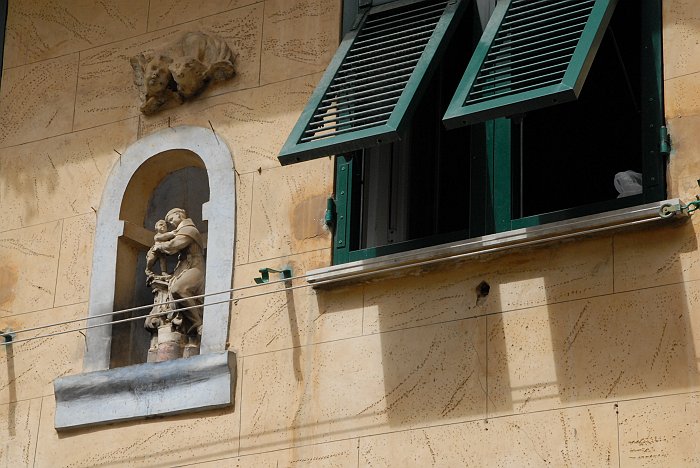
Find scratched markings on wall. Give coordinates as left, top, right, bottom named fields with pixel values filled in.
left=230, top=249, right=362, bottom=356
left=261, top=0, right=341, bottom=84
left=3, top=0, right=148, bottom=69
left=619, top=392, right=700, bottom=466
left=2, top=0, right=700, bottom=465
left=54, top=214, right=95, bottom=307
left=196, top=438, right=358, bottom=467
left=0, top=304, right=85, bottom=405
left=0, top=54, right=78, bottom=148
left=138, top=74, right=322, bottom=174
left=74, top=4, right=264, bottom=131
left=147, top=0, right=259, bottom=31
left=0, top=221, right=62, bottom=315
left=363, top=236, right=613, bottom=335
left=663, top=0, right=700, bottom=79
left=239, top=318, right=487, bottom=453
left=249, top=158, right=332, bottom=262
left=488, top=282, right=700, bottom=416
left=0, top=399, right=41, bottom=466
left=360, top=404, right=617, bottom=467
left=614, top=219, right=700, bottom=292
left=0, top=118, right=135, bottom=231
left=33, top=392, right=242, bottom=467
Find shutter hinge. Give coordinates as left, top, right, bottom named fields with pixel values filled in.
left=324, top=197, right=337, bottom=231
left=660, top=125, right=671, bottom=156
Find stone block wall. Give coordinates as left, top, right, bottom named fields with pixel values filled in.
left=1, top=0, right=700, bottom=466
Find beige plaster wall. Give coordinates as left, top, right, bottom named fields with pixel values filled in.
left=1, top=0, right=700, bottom=466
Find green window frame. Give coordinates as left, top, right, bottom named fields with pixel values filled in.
left=278, top=0, right=470, bottom=165
left=485, top=0, right=666, bottom=231
left=281, top=0, right=666, bottom=266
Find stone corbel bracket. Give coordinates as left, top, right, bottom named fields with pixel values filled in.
left=54, top=351, right=236, bottom=430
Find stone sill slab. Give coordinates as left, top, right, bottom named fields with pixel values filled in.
left=307, top=199, right=685, bottom=287
left=54, top=351, right=236, bottom=431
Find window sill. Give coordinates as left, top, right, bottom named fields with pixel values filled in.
left=307, top=199, right=685, bottom=287
left=53, top=351, right=236, bottom=431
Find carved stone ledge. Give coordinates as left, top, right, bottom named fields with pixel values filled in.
left=53, top=351, right=236, bottom=431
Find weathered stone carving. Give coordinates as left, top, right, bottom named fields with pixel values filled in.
left=130, top=32, right=236, bottom=115
left=145, top=208, right=206, bottom=361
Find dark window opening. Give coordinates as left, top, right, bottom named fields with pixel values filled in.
left=512, top=0, right=644, bottom=219
left=348, top=2, right=477, bottom=253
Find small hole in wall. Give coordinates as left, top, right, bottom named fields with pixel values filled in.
left=476, top=281, right=490, bottom=298
left=475, top=281, right=490, bottom=306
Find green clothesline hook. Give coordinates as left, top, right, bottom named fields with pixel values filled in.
left=254, top=267, right=292, bottom=284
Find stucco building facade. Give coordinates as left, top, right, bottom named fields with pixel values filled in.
left=2, top=0, right=700, bottom=466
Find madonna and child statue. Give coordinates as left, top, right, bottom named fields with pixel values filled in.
left=144, top=208, right=205, bottom=362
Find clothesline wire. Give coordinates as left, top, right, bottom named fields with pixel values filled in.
left=1, top=215, right=662, bottom=348
left=4, top=269, right=313, bottom=338
left=1, top=280, right=313, bottom=347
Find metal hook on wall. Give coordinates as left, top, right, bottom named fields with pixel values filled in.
left=254, top=267, right=293, bottom=284
left=1, top=328, right=15, bottom=345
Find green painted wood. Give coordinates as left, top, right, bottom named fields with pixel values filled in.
left=561, top=0, right=618, bottom=94
left=332, top=155, right=353, bottom=265
left=279, top=0, right=468, bottom=165
left=641, top=0, right=665, bottom=203
left=492, top=118, right=512, bottom=233
left=468, top=122, right=489, bottom=238
left=501, top=0, right=666, bottom=231
left=444, top=0, right=619, bottom=128
left=510, top=194, right=644, bottom=230
left=345, top=229, right=470, bottom=263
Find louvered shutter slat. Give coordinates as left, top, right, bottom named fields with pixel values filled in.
left=443, top=0, right=618, bottom=129
left=278, top=0, right=467, bottom=166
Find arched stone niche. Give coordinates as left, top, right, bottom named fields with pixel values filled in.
left=54, top=126, right=236, bottom=430
left=112, top=154, right=210, bottom=367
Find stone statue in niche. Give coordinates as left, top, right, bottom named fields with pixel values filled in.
left=130, top=31, right=236, bottom=115
left=144, top=208, right=206, bottom=362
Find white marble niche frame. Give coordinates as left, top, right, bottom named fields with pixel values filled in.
left=54, top=126, right=237, bottom=430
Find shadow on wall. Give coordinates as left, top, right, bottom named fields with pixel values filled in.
left=4, top=343, right=16, bottom=437
left=489, top=221, right=699, bottom=416
left=234, top=224, right=699, bottom=452
left=367, top=220, right=698, bottom=431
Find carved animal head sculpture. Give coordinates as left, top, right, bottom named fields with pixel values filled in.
left=169, top=57, right=208, bottom=98
left=130, top=32, right=236, bottom=115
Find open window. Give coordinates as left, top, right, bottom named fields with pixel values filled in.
left=445, top=0, right=667, bottom=230
left=280, top=0, right=667, bottom=266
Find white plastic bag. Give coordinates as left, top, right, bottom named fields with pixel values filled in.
left=614, top=170, right=643, bottom=198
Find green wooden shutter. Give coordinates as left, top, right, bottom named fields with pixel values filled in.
left=443, top=0, right=618, bottom=129
left=278, top=0, right=467, bottom=166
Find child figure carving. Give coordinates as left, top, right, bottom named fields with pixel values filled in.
left=145, top=219, right=176, bottom=279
